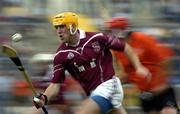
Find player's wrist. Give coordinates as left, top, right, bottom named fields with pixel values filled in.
left=40, top=93, right=48, bottom=105
left=33, top=93, right=48, bottom=109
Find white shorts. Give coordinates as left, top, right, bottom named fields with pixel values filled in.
left=90, top=76, right=124, bottom=108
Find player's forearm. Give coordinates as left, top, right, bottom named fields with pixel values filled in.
left=124, top=43, right=142, bottom=69
left=43, top=83, right=60, bottom=100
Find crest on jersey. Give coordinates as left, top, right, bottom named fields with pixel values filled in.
left=92, top=42, right=100, bottom=52
left=67, top=52, right=74, bottom=59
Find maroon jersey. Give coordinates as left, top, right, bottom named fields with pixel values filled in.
left=52, top=30, right=125, bottom=94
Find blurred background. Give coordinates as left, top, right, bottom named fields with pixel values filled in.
left=0, top=0, right=180, bottom=114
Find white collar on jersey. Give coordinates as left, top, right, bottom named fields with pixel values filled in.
left=79, top=29, right=86, bottom=39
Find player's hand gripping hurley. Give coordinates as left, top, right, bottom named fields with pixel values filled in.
left=1, top=44, right=48, bottom=114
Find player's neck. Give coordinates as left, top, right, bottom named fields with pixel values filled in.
left=68, top=32, right=80, bottom=47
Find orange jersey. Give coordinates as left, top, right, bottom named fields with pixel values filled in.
left=113, top=32, right=174, bottom=91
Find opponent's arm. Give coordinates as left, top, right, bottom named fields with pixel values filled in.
left=102, top=33, right=150, bottom=77
left=112, top=52, right=128, bottom=84
left=124, top=43, right=151, bottom=78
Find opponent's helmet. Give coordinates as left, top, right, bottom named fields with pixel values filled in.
left=52, top=12, right=78, bottom=35
left=106, top=17, right=128, bottom=29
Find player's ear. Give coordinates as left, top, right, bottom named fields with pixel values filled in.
left=69, top=23, right=77, bottom=35
left=71, top=23, right=76, bottom=31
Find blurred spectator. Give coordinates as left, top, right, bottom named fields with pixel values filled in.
left=105, top=17, right=179, bottom=114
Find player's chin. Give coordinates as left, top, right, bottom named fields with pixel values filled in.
left=60, top=38, right=66, bottom=43
left=59, top=39, right=64, bottom=43
left=59, top=36, right=64, bottom=40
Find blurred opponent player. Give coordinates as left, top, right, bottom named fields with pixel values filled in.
left=106, top=17, right=179, bottom=114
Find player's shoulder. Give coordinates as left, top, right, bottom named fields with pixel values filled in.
left=54, top=44, right=74, bottom=63
left=131, top=32, right=155, bottom=41
left=131, top=32, right=148, bottom=38
left=85, top=31, right=102, bottom=35
left=54, top=44, right=69, bottom=57
left=84, top=31, right=105, bottom=39
left=84, top=31, right=109, bottom=45
left=56, top=43, right=67, bottom=51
